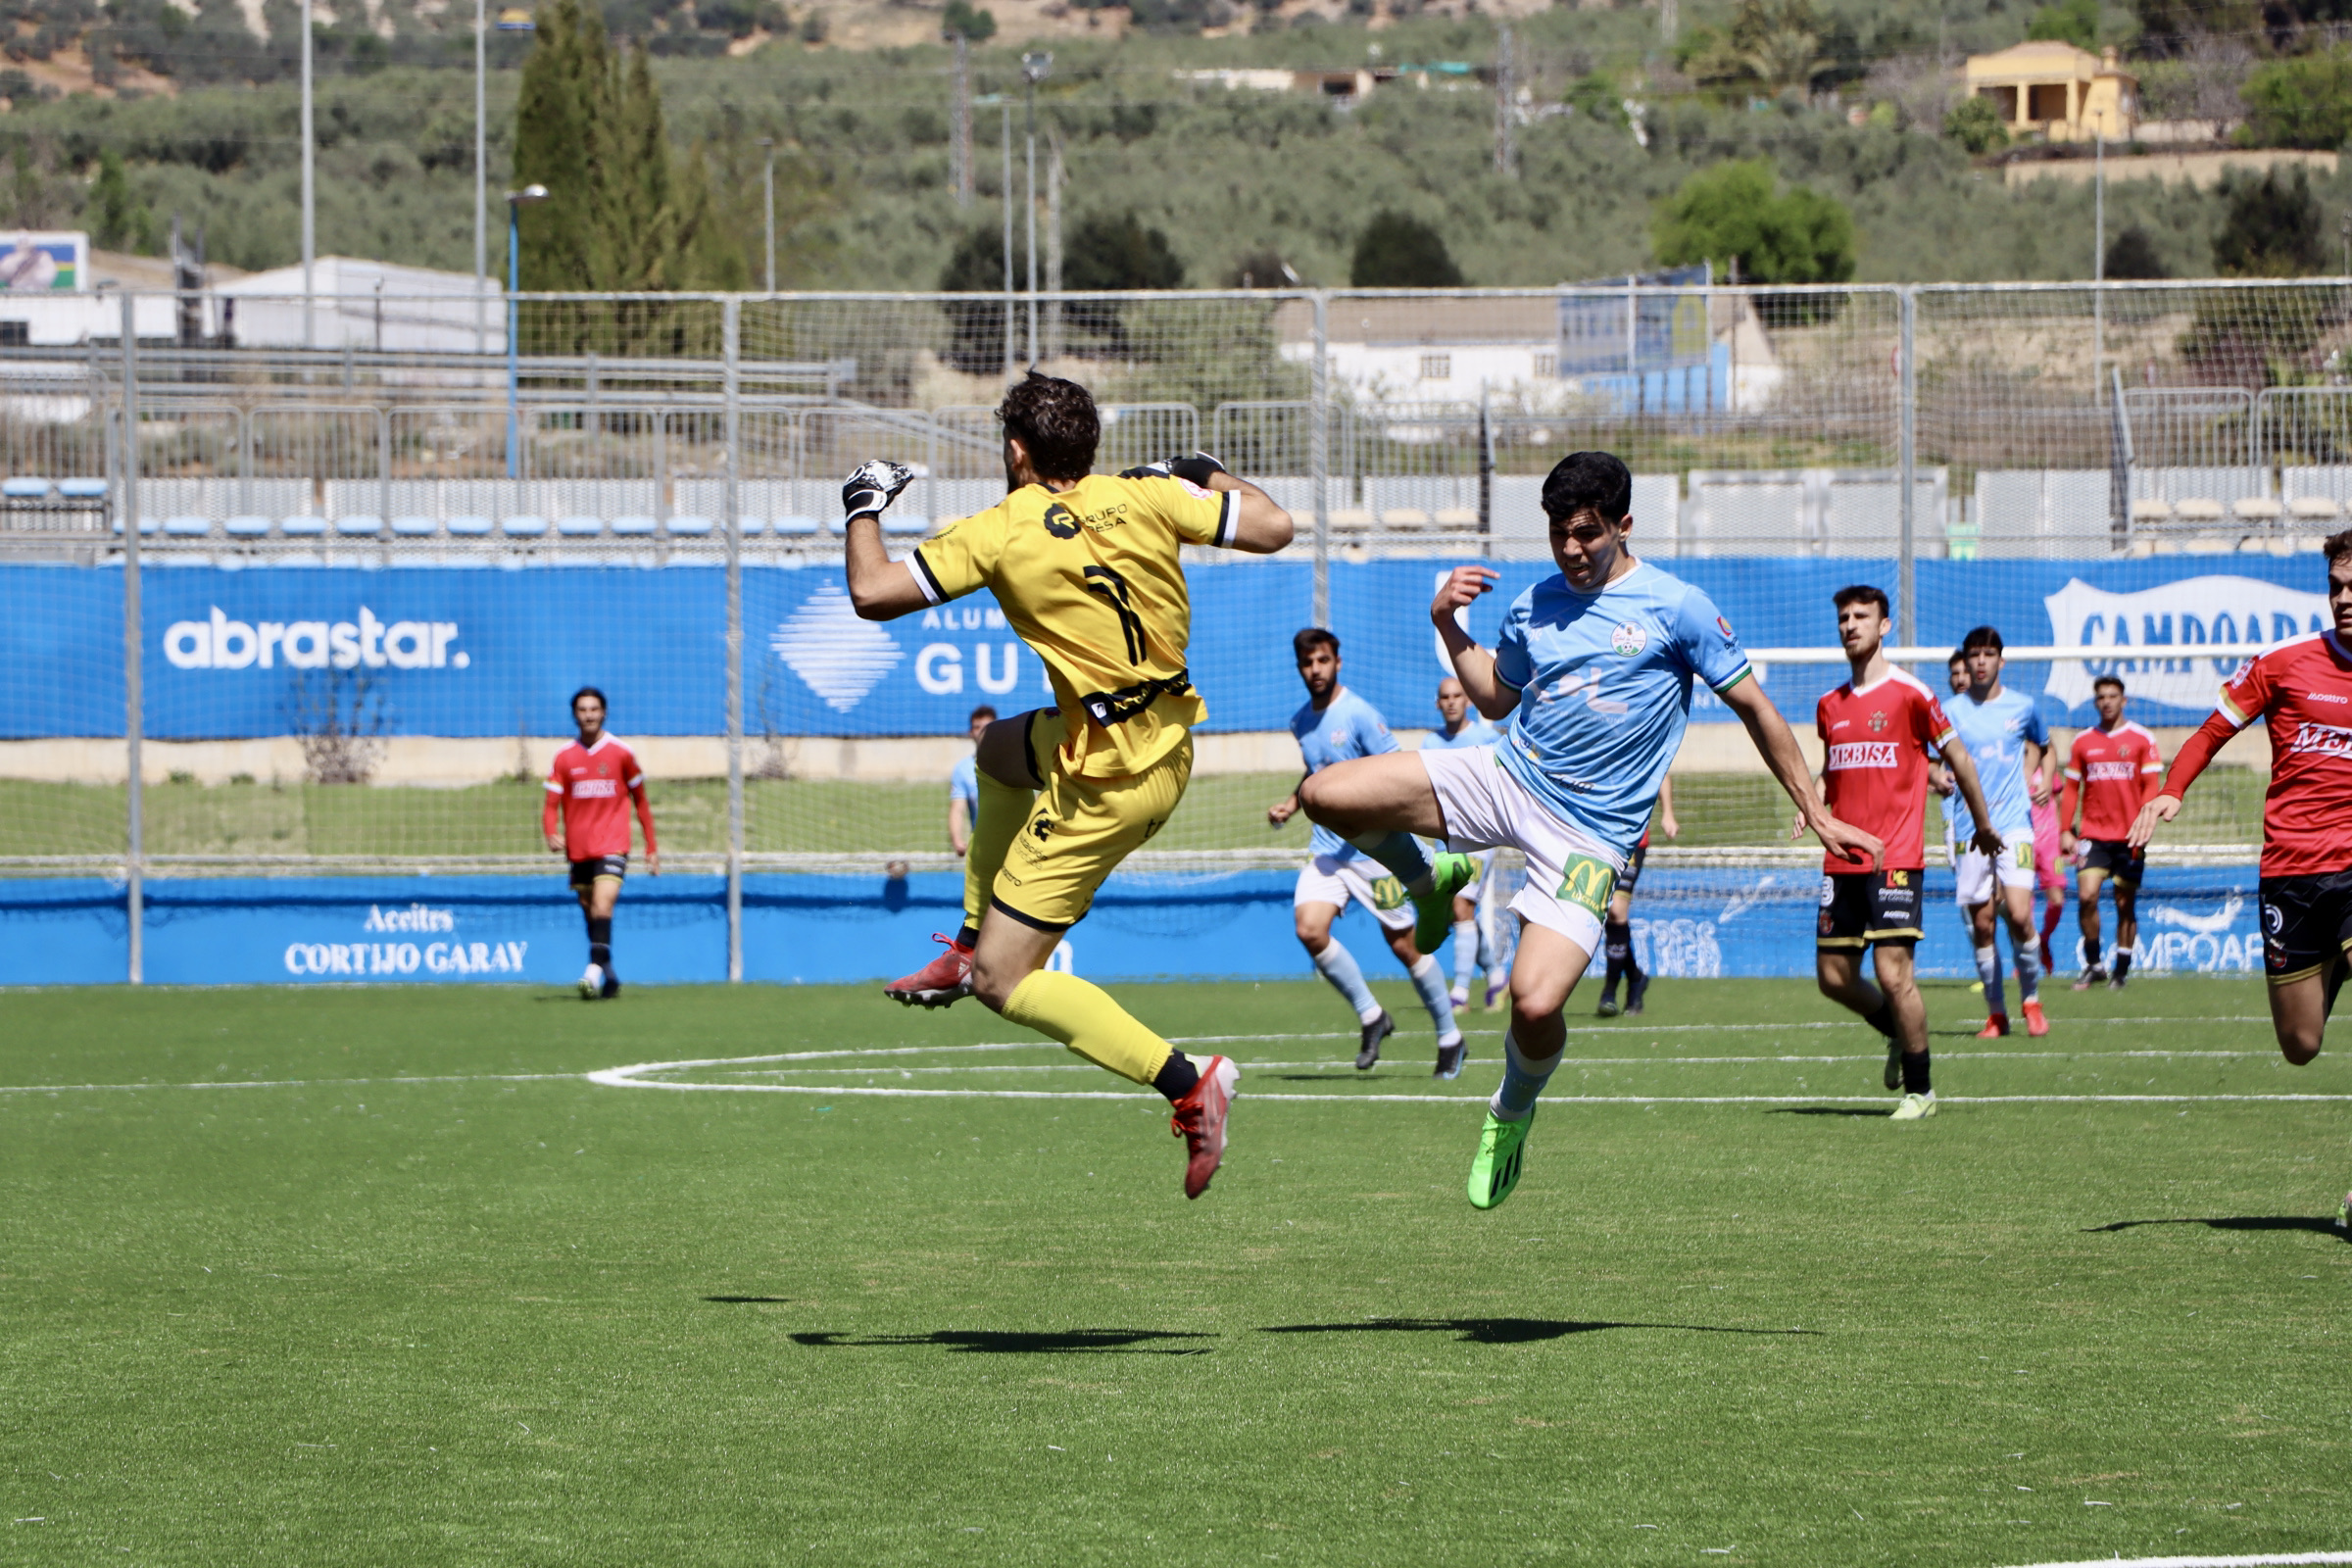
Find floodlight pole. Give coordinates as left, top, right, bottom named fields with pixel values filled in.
left=121, top=291, right=144, bottom=986
left=1001, top=100, right=1014, bottom=381
left=2093, top=128, right=2105, bottom=399
left=505, top=184, right=548, bottom=481
left=301, top=0, right=315, bottom=352
left=760, top=137, right=776, bottom=294
left=1022, top=51, right=1051, bottom=368
left=474, top=0, right=486, bottom=355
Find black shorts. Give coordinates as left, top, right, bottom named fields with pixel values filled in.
left=569, top=854, right=628, bottom=890
left=2258, top=869, right=2352, bottom=983
left=2077, top=839, right=2145, bottom=887
left=1618, top=840, right=1647, bottom=896
left=1817, top=867, right=1924, bottom=950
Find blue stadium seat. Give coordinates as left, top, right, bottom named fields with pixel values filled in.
left=164, top=515, right=214, bottom=537
left=556, top=514, right=605, bottom=537
left=501, top=515, right=549, bottom=537
left=825, top=514, right=848, bottom=536
left=2, top=477, right=51, bottom=499
left=737, top=516, right=768, bottom=537
left=611, top=515, right=659, bottom=537
left=774, top=515, right=821, bottom=538
left=111, top=515, right=162, bottom=535
left=280, top=515, right=328, bottom=537
left=224, top=515, right=272, bottom=538
left=58, top=478, right=108, bottom=500
left=664, top=515, right=714, bottom=537
left=447, top=515, right=494, bottom=537
left=391, top=515, right=439, bottom=537
left=335, top=514, right=385, bottom=537
left=882, top=514, right=929, bottom=537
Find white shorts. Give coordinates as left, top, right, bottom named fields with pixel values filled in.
left=1418, top=744, right=1623, bottom=956
left=1954, top=829, right=2037, bottom=906
left=1295, top=853, right=1413, bottom=933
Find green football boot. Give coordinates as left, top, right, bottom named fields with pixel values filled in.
left=1467, top=1106, right=1534, bottom=1210
left=1414, top=852, right=1479, bottom=956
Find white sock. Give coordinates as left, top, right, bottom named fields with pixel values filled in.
left=1312, top=940, right=1383, bottom=1025
left=1976, top=945, right=2006, bottom=1013
left=2015, top=940, right=2041, bottom=1003
left=1451, top=919, right=1480, bottom=994
left=1407, top=953, right=1461, bottom=1046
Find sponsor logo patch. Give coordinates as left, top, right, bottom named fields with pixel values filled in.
left=1826, top=741, right=1900, bottom=769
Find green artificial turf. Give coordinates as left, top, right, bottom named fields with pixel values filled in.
left=2, top=977, right=2346, bottom=1565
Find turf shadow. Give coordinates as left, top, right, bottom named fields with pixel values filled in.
left=705, top=1295, right=795, bottom=1302
left=1767, top=1107, right=1891, bottom=1118
left=1257, top=1318, right=1822, bottom=1345
left=2084, top=1216, right=2348, bottom=1239
left=788, top=1329, right=1214, bottom=1354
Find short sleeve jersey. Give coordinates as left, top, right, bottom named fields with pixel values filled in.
left=1421, top=714, right=1501, bottom=751
left=2211, top=631, right=2352, bottom=877
left=1945, top=687, right=2049, bottom=842
left=1492, top=560, right=1752, bottom=857
left=1291, top=688, right=1398, bottom=859
left=910, top=473, right=1242, bottom=781
left=2065, top=722, right=2163, bottom=843
left=949, top=754, right=979, bottom=808
left=546, top=735, right=645, bottom=860
left=1815, top=670, right=1955, bottom=874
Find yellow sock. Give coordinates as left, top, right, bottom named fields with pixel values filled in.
left=1003, top=969, right=1174, bottom=1087
left=964, top=771, right=1036, bottom=930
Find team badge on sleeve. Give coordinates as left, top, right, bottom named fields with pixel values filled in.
left=1716, top=615, right=1737, bottom=642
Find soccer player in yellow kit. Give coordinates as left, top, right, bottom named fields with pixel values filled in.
left=844, top=372, right=1294, bottom=1198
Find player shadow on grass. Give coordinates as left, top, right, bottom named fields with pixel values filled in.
left=2083, top=1217, right=2349, bottom=1240
left=1258, top=1318, right=1821, bottom=1345
left=787, top=1329, right=1214, bottom=1354
left=1767, top=1107, right=1892, bottom=1118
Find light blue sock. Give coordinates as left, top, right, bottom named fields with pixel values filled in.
left=1975, top=944, right=2006, bottom=1014
left=1451, top=919, right=1480, bottom=994
left=2015, top=941, right=2041, bottom=1004
left=1490, top=1028, right=1556, bottom=1121
left=1311, top=939, right=1383, bottom=1024
left=1407, top=953, right=1462, bottom=1046
left=1347, top=830, right=1434, bottom=892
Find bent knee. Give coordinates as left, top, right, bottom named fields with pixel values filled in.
left=2279, top=1035, right=2324, bottom=1066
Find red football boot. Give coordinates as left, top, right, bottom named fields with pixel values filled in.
left=2022, top=998, right=2049, bottom=1037
left=1976, top=1011, right=2011, bottom=1039
left=1169, top=1055, right=1240, bottom=1200
left=884, top=933, right=974, bottom=1008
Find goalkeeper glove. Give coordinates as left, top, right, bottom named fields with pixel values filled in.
left=1165, top=451, right=1227, bottom=487
left=842, top=460, right=914, bottom=521
left=1115, top=458, right=1173, bottom=481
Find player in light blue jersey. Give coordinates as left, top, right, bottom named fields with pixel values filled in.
left=1947, top=625, right=2053, bottom=1039
left=1298, top=451, right=1879, bottom=1210
left=1268, top=630, right=1464, bottom=1076
left=946, top=704, right=995, bottom=858
left=1423, top=676, right=1508, bottom=1012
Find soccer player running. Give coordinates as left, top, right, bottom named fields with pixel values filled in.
left=948, top=704, right=996, bottom=858
left=1948, top=626, right=2054, bottom=1038
left=1297, top=452, right=1879, bottom=1210
left=854, top=372, right=1294, bottom=1199
left=1267, top=631, right=1465, bottom=1078
left=1423, top=675, right=1507, bottom=1014
left=2061, top=675, right=2162, bottom=989
left=1595, top=774, right=1675, bottom=1018
left=1811, top=588, right=2002, bottom=1120
left=2132, top=533, right=2352, bottom=1229
left=543, top=686, right=659, bottom=1000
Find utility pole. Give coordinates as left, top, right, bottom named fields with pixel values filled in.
left=760, top=137, right=776, bottom=293
left=301, top=0, right=316, bottom=351
left=1001, top=100, right=1014, bottom=381
left=473, top=0, right=486, bottom=355
left=2093, top=127, right=2106, bottom=396
left=1022, top=51, right=1051, bottom=368
left=1494, top=23, right=1515, bottom=177
left=1045, top=129, right=1063, bottom=363
left=952, top=31, right=972, bottom=208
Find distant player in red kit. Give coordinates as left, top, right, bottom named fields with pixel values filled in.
left=543, top=686, right=659, bottom=1000
left=1811, top=586, right=2003, bottom=1119
left=2060, top=674, right=2163, bottom=989
left=2134, top=533, right=2352, bottom=1230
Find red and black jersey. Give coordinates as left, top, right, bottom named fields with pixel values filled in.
left=543, top=734, right=656, bottom=861
left=2061, top=722, right=2163, bottom=843
left=1815, top=669, right=1955, bottom=873
left=2183, top=632, right=2352, bottom=877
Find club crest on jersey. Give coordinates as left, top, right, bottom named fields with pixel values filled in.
left=1610, top=620, right=1647, bottom=657
left=1041, top=502, right=1080, bottom=540
left=1868, top=710, right=1888, bottom=732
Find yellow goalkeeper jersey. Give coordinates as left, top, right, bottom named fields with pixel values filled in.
left=909, top=472, right=1244, bottom=780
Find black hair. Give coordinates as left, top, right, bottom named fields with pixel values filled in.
left=1539, top=450, right=1634, bottom=522
left=571, top=685, right=608, bottom=712
left=2093, top=674, right=2127, bottom=695
left=1960, top=625, right=2004, bottom=655
left=1833, top=584, right=1890, bottom=618
left=1293, top=627, right=1339, bottom=662
left=969, top=704, right=998, bottom=723
left=2326, top=527, right=2352, bottom=566
left=998, top=370, right=1100, bottom=480
left=1946, top=651, right=1967, bottom=667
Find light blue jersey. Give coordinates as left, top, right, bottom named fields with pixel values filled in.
left=1492, top=560, right=1751, bottom=856
left=949, top=755, right=979, bottom=808
left=1290, top=687, right=1398, bottom=859
left=1422, top=714, right=1501, bottom=751
left=1945, top=686, right=2048, bottom=841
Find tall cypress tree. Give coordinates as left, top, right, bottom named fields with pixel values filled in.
left=510, top=0, right=602, bottom=292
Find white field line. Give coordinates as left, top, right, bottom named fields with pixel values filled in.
left=0, top=1071, right=578, bottom=1095
left=1999, top=1553, right=2352, bottom=1568
left=709, top=1049, right=2277, bottom=1077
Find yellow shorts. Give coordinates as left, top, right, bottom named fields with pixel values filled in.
left=991, top=734, right=1191, bottom=932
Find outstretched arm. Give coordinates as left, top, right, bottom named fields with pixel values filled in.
left=1431, top=565, right=1515, bottom=720
left=1721, top=674, right=1884, bottom=868
left=2131, top=710, right=2237, bottom=848
left=844, top=513, right=930, bottom=621
left=1209, top=471, right=1292, bottom=556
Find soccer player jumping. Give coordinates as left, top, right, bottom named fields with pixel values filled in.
left=2132, top=531, right=2352, bottom=1229
left=852, top=372, right=1294, bottom=1199
left=1298, top=452, right=1879, bottom=1210
left=1811, top=587, right=2001, bottom=1119
left=543, top=686, right=659, bottom=1000
left=2059, top=675, right=2162, bottom=989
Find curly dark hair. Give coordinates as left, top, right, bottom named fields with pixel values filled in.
left=998, top=370, right=1100, bottom=480
left=1539, top=450, right=1634, bottom=522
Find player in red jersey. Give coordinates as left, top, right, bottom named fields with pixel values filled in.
left=1811, top=586, right=2003, bottom=1118
left=2060, top=674, right=2163, bottom=990
left=543, top=686, right=659, bottom=1000
left=2134, top=534, right=2352, bottom=1231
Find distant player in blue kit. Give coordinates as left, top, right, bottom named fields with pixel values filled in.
left=1947, top=625, right=2053, bottom=1039
left=1268, top=629, right=1466, bottom=1077
left=1423, top=676, right=1508, bottom=1013
left=1297, top=452, right=1879, bottom=1209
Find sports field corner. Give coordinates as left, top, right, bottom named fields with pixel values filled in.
left=3, top=974, right=2347, bottom=1565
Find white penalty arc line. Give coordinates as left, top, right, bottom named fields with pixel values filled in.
left=0, top=1071, right=579, bottom=1095
left=1999, top=1554, right=2352, bottom=1568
